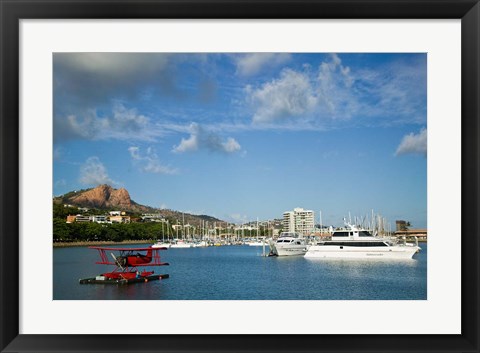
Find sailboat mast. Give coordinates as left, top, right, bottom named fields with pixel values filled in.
left=319, top=210, right=322, bottom=235
left=182, top=213, right=185, bottom=240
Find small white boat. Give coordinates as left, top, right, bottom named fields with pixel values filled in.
left=268, top=232, right=308, bottom=256
left=151, top=241, right=171, bottom=249
left=192, top=240, right=209, bottom=247
left=170, top=239, right=193, bottom=248
left=246, top=238, right=269, bottom=246
left=304, top=222, right=421, bottom=259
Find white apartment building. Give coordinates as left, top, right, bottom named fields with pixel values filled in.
left=283, top=207, right=315, bottom=235
left=90, top=215, right=108, bottom=223
left=141, top=213, right=165, bottom=222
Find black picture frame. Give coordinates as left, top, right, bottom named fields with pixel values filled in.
left=1, top=1, right=479, bottom=352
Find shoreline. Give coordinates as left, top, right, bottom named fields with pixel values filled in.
left=53, top=240, right=154, bottom=248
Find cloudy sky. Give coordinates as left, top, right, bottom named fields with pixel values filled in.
left=53, top=53, right=427, bottom=228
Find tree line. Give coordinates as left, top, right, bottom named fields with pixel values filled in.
left=52, top=220, right=273, bottom=243
left=52, top=203, right=174, bottom=242
left=52, top=203, right=276, bottom=243
left=53, top=219, right=175, bottom=242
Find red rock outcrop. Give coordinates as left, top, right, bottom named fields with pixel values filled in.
left=69, top=184, right=132, bottom=209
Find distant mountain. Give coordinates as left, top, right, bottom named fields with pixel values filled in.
left=53, top=184, right=224, bottom=226
left=54, top=184, right=146, bottom=212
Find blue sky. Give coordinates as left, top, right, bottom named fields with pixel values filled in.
left=53, top=53, right=427, bottom=228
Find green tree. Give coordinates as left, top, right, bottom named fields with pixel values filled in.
left=69, top=222, right=88, bottom=241
left=53, top=203, right=79, bottom=219
left=84, top=222, right=102, bottom=240
left=53, top=218, right=71, bottom=242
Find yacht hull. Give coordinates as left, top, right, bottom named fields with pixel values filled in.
left=248, top=242, right=266, bottom=246
left=152, top=243, right=171, bottom=249
left=304, top=245, right=420, bottom=259
left=270, top=243, right=308, bottom=256
left=170, top=243, right=192, bottom=248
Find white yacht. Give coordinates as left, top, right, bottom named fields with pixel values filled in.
left=304, top=222, right=421, bottom=259
left=269, top=232, right=309, bottom=256
left=170, top=239, right=193, bottom=248
left=151, top=240, right=171, bottom=248
left=192, top=240, right=209, bottom=247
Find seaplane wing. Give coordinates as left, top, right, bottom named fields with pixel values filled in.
left=92, top=260, right=170, bottom=266
left=88, top=246, right=169, bottom=267
left=89, top=246, right=168, bottom=251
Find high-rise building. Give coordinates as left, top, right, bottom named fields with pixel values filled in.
left=282, top=207, right=315, bottom=235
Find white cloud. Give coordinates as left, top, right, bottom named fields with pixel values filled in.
left=79, top=157, right=118, bottom=186
left=173, top=123, right=241, bottom=154
left=53, top=53, right=178, bottom=142
left=248, top=69, right=318, bottom=124
left=102, top=103, right=150, bottom=136
left=128, top=146, right=178, bottom=175
left=246, top=53, right=426, bottom=129
left=222, top=138, right=241, bottom=153
left=246, top=54, right=355, bottom=125
left=316, top=54, right=356, bottom=115
left=54, top=103, right=160, bottom=142
left=395, top=128, right=427, bottom=156
left=128, top=146, right=141, bottom=159
left=172, top=131, right=199, bottom=153
left=318, top=53, right=354, bottom=90
left=234, top=53, right=291, bottom=77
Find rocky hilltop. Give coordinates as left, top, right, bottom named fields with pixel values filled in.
left=54, top=184, right=223, bottom=225
left=55, top=184, right=151, bottom=213
left=69, top=184, right=132, bottom=209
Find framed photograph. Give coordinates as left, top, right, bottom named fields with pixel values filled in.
left=1, top=0, right=478, bottom=352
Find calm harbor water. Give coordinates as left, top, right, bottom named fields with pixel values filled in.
left=53, top=243, right=427, bottom=300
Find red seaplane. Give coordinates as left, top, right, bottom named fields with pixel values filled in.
left=79, top=246, right=169, bottom=285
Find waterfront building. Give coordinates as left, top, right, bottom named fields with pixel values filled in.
left=109, top=215, right=131, bottom=223
left=283, top=207, right=315, bottom=235
left=74, top=214, right=91, bottom=223
left=141, top=213, right=165, bottom=222
left=90, top=215, right=108, bottom=223
left=394, top=228, right=428, bottom=242
left=396, top=220, right=410, bottom=231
